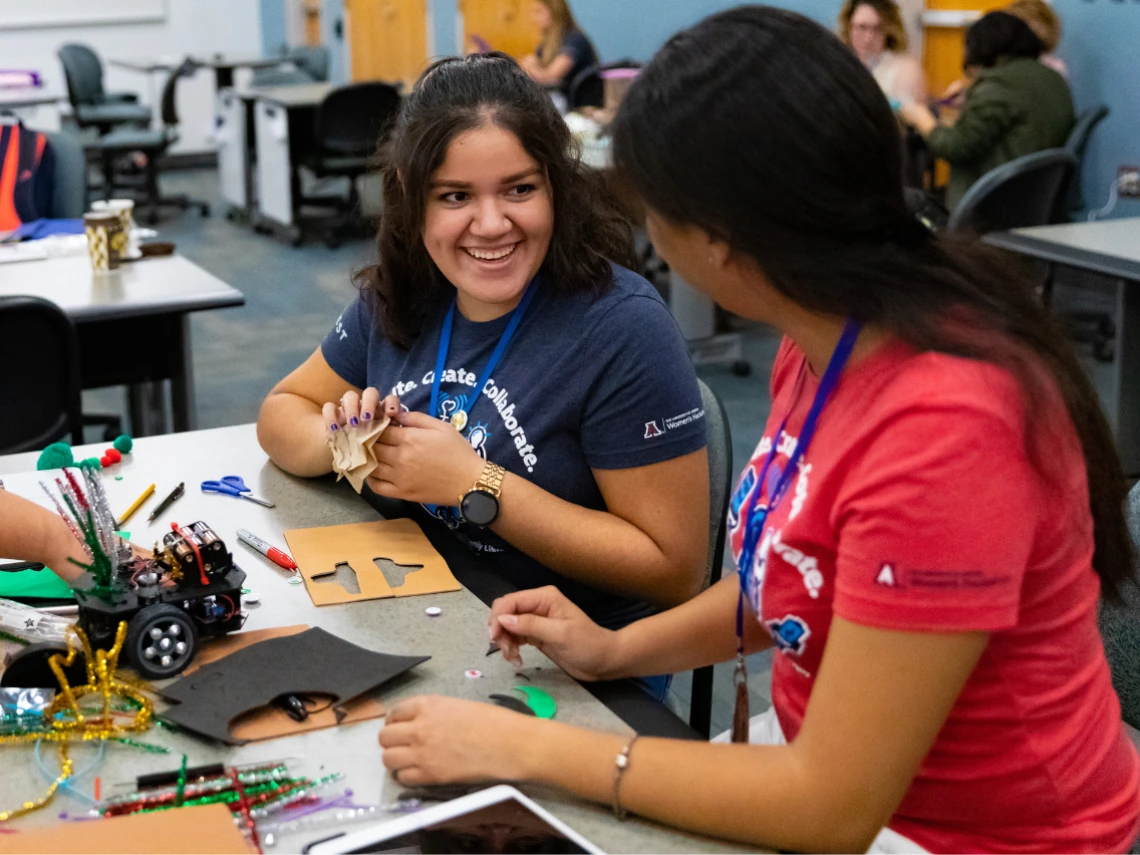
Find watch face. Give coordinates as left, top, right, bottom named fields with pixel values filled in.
left=461, top=490, right=499, bottom=527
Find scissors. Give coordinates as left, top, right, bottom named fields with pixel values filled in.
left=200, top=475, right=276, bottom=508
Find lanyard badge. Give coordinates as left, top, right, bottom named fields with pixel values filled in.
left=730, top=319, right=862, bottom=743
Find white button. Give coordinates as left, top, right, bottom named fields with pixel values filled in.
left=425, top=607, right=441, bottom=617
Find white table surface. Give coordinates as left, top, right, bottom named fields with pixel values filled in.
left=0, top=253, right=244, bottom=322
left=0, top=425, right=744, bottom=854
left=239, top=82, right=331, bottom=108
left=1011, top=217, right=1140, bottom=266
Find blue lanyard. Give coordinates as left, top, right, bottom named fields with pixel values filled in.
left=735, top=319, right=862, bottom=646
left=429, top=279, right=537, bottom=424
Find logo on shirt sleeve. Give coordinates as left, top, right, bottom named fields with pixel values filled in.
left=644, top=420, right=664, bottom=439
left=876, top=563, right=897, bottom=587
left=765, top=614, right=811, bottom=656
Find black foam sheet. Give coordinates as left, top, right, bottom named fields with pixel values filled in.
left=160, top=627, right=429, bottom=744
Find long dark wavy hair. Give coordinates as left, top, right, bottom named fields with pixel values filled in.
left=612, top=6, right=1133, bottom=600
left=355, top=53, right=635, bottom=348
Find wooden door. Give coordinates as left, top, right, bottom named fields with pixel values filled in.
left=460, top=0, right=542, bottom=59
left=344, top=0, right=429, bottom=88
left=922, top=0, right=1005, bottom=97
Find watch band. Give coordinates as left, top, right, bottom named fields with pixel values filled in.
left=460, top=461, right=505, bottom=506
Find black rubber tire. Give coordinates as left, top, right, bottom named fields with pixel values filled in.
left=125, top=604, right=198, bottom=679
left=731, top=360, right=752, bottom=377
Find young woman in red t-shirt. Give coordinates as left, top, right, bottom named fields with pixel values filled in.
left=376, top=8, right=1140, bottom=851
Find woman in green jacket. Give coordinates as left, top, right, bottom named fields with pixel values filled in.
left=901, top=11, right=1074, bottom=210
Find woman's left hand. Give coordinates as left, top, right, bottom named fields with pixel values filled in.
left=898, top=101, right=938, bottom=136
left=379, top=696, right=538, bottom=786
left=366, top=412, right=487, bottom=506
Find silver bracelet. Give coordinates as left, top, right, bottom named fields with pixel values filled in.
left=611, top=734, right=640, bottom=821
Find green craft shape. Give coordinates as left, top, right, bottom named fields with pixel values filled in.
left=513, top=686, right=556, bottom=719
left=36, top=442, right=74, bottom=471
left=113, top=434, right=134, bottom=454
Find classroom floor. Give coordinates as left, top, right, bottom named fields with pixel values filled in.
left=81, top=167, right=781, bottom=736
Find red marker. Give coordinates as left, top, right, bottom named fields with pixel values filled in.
left=236, top=529, right=297, bottom=571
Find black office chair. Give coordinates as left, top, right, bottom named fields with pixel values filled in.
left=947, top=148, right=1076, bottom=235
left=297, top=81, right=402, bottom=248
left=0, top=297, right=83, bottom=454
left=566, top=60, right=642, bottom=112
left=91, top=58, right=210, bottom=224
left=1065, top=105, right=1110, bottom=217
left=58, top=43, right=151, bottom=135
left=689, top=380, right=733, bottom=739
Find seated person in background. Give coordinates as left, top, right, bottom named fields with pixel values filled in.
left=1007, top=0, right=1067, bottom=79
left=900, top=11, right=1074, bottom=210
left=520, top=0, right=598, bottom=98
left=0, top=491, right=88, bottom=584
left=838, top=0, right=926, bottom=108
left=257, top=55, right=710, bottom=700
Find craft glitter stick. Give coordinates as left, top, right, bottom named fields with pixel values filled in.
left=40, top=481, right=83, bottom=544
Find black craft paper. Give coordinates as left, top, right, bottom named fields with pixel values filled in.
left=159, top=627, right=429, bottom=744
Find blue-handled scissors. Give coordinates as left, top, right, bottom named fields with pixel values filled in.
left=200, top=475, right=276, bottom=508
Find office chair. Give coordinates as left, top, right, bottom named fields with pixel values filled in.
left=0, top=296, right=83, bottom=454
left=91, top=58, right=210, bottom=224
left=58, top=43, right=151, bottom=135
left=566, top=59, right=642, bottom=112
left=689, top=379, right=733, bottom=739
left=252, top=45, right=330, bottom=87
left=1058, top=106, right=1114, bottom=361
left=948, top=148, right=1076, bottom=234
left=297, top=81, right=402, bottom=248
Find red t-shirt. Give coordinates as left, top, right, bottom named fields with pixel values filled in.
left=729, top=336, right=1140, bottom=853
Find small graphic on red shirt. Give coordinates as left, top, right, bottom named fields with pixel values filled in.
left=876, top=563, right=897, bottom=586
left=643, top=420, right=664, bottom=439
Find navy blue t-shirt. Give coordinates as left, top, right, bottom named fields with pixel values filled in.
left=537, top=28, right=598, bottom=94
left=321, top=264, right=706, bottom=629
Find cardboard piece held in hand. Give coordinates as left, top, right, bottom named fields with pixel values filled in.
left=283, top=518, right=460, bottom=606
left=186, top=625, right=385, bottom=743
left=160, top=627, right=430, bottom=744
left=328, top=416, right=389, bottom=493
left=9, top=803, right=254, bottom=854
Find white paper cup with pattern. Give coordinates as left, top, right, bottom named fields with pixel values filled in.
left=84, top=211, right=126, bottom=273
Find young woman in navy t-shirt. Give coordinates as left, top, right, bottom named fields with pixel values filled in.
left=376, top=10, right=1139, bottom=852
left=257, top=55, right=709, bottom=669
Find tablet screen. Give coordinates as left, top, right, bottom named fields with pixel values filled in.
left=345, top=796, right=589, bottom=854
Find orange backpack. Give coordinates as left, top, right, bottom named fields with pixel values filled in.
left=0, top=121, right=55, bottom=232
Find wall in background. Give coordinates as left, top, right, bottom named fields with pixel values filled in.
left=1054, top=0, right=1140, bottom=219
left=429, top=0, right=461, bottom=58
left=1, top=0, right=261, bottom=153
left=259, top=0, right=287, bottom=56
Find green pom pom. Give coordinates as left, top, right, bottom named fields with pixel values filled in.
left=83, top=456, right=102, bottom=470
left=36, top=442, right=74, bottom=471
left=113, top=434, right=133, bottom=454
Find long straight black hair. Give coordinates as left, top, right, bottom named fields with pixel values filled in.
left=355, top=53, right=635, bottom=348
left=612, top=6, right=1132, bottom=599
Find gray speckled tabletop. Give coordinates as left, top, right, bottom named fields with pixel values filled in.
left=0, top=425, right=748, bottom=854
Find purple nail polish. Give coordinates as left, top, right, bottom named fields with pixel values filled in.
left=362, top=412, right=372, bottom=421
left=350, top=416, right=359, bottom=427
left=330, top=423, right=339, bottom=432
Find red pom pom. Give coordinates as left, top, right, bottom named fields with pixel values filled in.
left=100, top=455, right=112, bottom=467
left=105, top=448, right=122, bottom=463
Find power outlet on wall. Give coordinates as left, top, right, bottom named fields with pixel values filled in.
left=1119, top=166, right=1140, bottom=199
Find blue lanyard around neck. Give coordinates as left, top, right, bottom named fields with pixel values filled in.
left=429, top=279, right=537, bottom=423
left=735, top=319, right=862, bottom=646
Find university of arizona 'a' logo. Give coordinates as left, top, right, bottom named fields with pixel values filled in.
left=644, top=420, right=664, bottom=439
left=765, top=614, right=811, bottom=656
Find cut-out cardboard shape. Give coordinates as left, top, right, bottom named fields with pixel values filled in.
left=284, top=518, right=461, bottom=606
left=328, top=417, right=390, bottom=493
left=160, top=627, right=429, bottom=745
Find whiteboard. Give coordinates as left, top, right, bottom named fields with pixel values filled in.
left=0, top=0, right=167, bottom=30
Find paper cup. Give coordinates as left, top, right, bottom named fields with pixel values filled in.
left=83, top=211, right=126, bottom=272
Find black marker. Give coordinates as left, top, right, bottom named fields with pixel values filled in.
left=147, top=482, right=185, bottom=522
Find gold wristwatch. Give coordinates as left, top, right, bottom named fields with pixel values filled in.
left=459, top=462, right=505, bottom=527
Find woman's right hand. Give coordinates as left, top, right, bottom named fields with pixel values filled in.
left=489, top=586, right=620, bottom=682
left=321, top=389, right=401, bottom=432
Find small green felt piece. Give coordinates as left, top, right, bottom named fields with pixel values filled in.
left=0, top=566, right=74, bottom=599
left=115, top=475, right=123, bottom=481
left=36, top=442, right=74, bottom=471
left=113, top=434, right=133, bottom=453
left=513, top=686, right=556, bottom=719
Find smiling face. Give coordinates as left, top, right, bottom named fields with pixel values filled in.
left=423, top=122, right=554, bottom=321
left=850, top=3, right=887, bottom=63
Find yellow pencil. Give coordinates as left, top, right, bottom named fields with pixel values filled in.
left=117, top=483, right=155, bottom=527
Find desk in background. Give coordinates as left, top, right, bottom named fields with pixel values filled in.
left=985, top=217, right=1140, bottom=474
left=0, top=425, right=743, bottom=854
left=0, top=88, right=62, bottom=129
left=0, top=253, right=244, bottom=435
